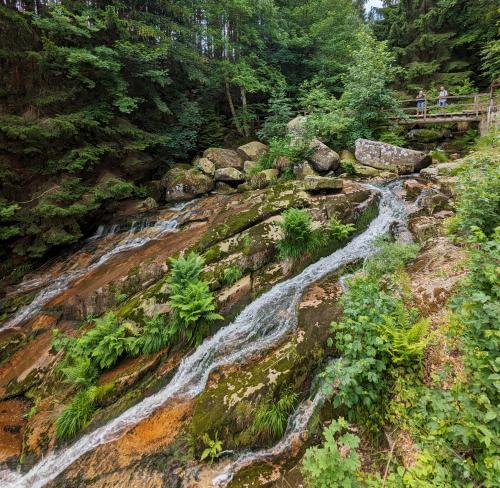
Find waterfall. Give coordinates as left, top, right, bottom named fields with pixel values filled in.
left=0, top=181, right=407, bottom=487
left=1, top=214, right=183, bottom=331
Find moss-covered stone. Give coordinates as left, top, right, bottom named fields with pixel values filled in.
left=196, top=182, right=310, bottom=252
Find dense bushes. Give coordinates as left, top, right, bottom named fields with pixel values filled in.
left=306, top=144, right=500, bottom=486
left=323, top=242, right=425, bottom=428
left=302, top=418, right=361, bottom=488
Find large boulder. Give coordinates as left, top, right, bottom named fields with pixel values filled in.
left=196, top=157, right=216, bottom=177
left=355, top=139, right=431, bottom=174
left=214, top=167, right=245, bottom=183
left=287, top=115, right=308, bottom=137
left=161, top=166, right=214, bottom=202
left=203, top=148, right=243, bottom=170
left=303, top=176, right=343, bottom=192
left=237, top=141, right=268, bottom=161
left=293, top=161, right=318, bottom=180
left=243, top=160, right=258, bottom=174
left=308, top=138, right=340, bottom=172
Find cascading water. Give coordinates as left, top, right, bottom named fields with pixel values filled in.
left=0, top=181, right=407, bottom=487
left=212, top=369, right=331, bottom=487
left=1, top=212, right=185, bottom=331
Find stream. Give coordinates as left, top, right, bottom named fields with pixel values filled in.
left=0, top=201, right=196, bottom=331
left=0, top=180, right=407, bottom=487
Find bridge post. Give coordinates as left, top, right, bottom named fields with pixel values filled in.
left=474, top=94, right=479, bottom=116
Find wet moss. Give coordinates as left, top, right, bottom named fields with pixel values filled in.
left=228, top=461, right=276, bottom=488
left=0, top=291, right=36, bottom=324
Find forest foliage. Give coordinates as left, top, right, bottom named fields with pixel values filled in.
left=1, top=1, right=497, bottom=270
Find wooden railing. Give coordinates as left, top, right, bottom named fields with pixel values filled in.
left=394, top=93, right=494, bottom=121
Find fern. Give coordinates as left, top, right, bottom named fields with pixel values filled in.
left=139, top=314, right=172, bottom=354
left=277, top=208, right=320, bottom=260
left=166, top=252, right=204, bottom=288
left=378, top=316, right=430, bottom=365
left=60, top=355, right=97, bottom=388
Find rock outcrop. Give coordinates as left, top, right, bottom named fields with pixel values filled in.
left=161, top=166, right=214, bottom=202
left=287, top=115, right=308, bottom=137
left=355, top=138, right=431, bottom=174
left=214, top=167, right=245, bottom=183
left=293, top=161, right=318, bottom=179
left=237, top=141, right=268, bottom=161
left=309, top=138, right=340, bottom=172
left=303, top=175, right=343, bottom=192
left=203, top=147, right=243, bottom=170
left=196, top=157, right=216, bottom=177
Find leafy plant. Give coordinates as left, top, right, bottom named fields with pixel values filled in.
left=166, top=252, right=204, bottom=289
left=55, top=384, right=113, bottom=440
left=378, top=316, right=429, bottom=365
left=138, top=314, right=172, bottom=355
left=340, top=159, right=357, bottom=175
left=167, top=253, right=223, bottom=346
left=378, top=129, right=406, bottom=147
left=222, top=265, right=243, bottom=286
left=252, top=389, right=298, bottom=441
left=430, top=149, right=448, bottom=162
left=446, top=153, right=499, bottom=237
left=363, top=239, right=420, bottom=279
left=55, top=387, right=98, bottom=440
left=60, top=355, right=98, bottom=388
left=277, top=208, right=319, bottom=260
left=302, top=418, right=361, bottom=488
left=329, top=216, right=355, bottom=241
left=200, top=432, right=222, bottom=463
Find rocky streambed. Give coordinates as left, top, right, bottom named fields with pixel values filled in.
left=0, top=138, right=460, bottom=487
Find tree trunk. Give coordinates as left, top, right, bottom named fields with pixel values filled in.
left=240, top=86, right=249, bottom=137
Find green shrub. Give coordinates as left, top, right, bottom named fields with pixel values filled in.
left=139, top=314, right=172, bottom=355
left=55, top=387, right=98, bottom=440
left=252, top=389, right=298, bottom=441
left=169, top=281, right=222, bottom=336
left=302, top=418, right=361, bottom=488
left=329, top=216, right=355, bottom=241
left=222, top=265, right=243, bottom=286
left=363, top=239, right=419, bottom=278
left=446, top=153, right=499, bottom=237
left=257, top=136, right=313, bottom=172
left=378, top=316, right=429, bottom=365
left=324, top=269, right=425, bottom=428
left=378, top=129, right=406, bottom=147
left=167, top=253, right=223, bottom=346
left=340, top=159, right=357, bottom=175
left=90, top=324, right=133, bottom=369
left=166, top=252, right=204, bottom=288
left=277, top=208, right=319, bottom=260
left=55, top=384, right=112, bottom=440
left=200, top=432, right=222, bottom=463
left=430, top=149, right=448, bottom=162
left=60, top=355, right=97, bottom=388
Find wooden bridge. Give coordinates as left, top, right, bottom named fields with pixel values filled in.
left=391, top=85, right=500, bottom=131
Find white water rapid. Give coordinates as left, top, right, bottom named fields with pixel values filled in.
left=1, top=213, right=184, bottom=331
left=0, top=181, right=407, bottom=487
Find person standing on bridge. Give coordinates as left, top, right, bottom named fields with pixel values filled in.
left=438, top=86, right=448, bottom=110
left=416, top=90, right=426, bottom=116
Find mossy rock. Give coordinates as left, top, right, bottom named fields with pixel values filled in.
left=196, top=182, right=310, bottom=252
